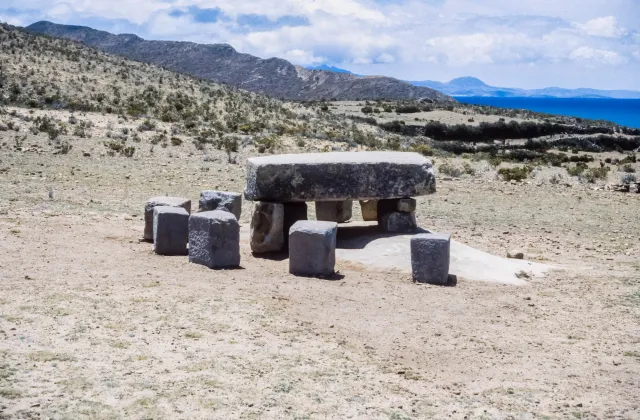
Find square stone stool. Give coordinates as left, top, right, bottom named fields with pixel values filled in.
left=411, top=233, right=451, bottom=285
left=189, top=210, right=240, bottom=269
left=144, top=196, right=191, bottom=241
left=153, top=206, right=189, bottom=255
left=315, top=200, right=353, bottom=223
left=289, top=221, right=338, bottom=277
left=199, top=191, right=242, bottom=220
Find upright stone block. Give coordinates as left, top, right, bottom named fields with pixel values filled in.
left=377, top=198, right=416, bottom=218
left=411, top=233, right=451, bottom=285
left=359, top=200, right=378, bottom=221
left=189, top=211, right=240, bottom=269
left=199, top=191, right=242, bottom=220
left=380, top=211, right=417, bottom=233
left=144, top=196, right=191, bottom=241
left=397, top=198, right=417, bottom=213
left=315, top=200, right=353, bottom=223
left=250, top=202, right=285, bottom=253
left=153, top=206, right=189, bottom=255
left=289, top=221, right=338, bottom=277
left=283, top=202, right=308, bottom=247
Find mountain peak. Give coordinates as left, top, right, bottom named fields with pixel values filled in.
left=448, top=77, right=488, bottom=87
left=306, top=65, right=354, bottom=75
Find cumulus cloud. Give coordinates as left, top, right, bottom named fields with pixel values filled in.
left=1, top=0, right=639, bottom=89
left=574, top=16, right=627, bottom=38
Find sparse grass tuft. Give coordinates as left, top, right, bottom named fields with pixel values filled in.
left=0, top=388, right=22, bottom=399
left=28, top=351, right=73, bottom=362
left=498, top=166, right=532, bottom=182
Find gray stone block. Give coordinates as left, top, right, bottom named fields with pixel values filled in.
left=283, top=202, right=308, bottom=247
left=380, top=211, right=417, bottom=233
left=199, top=191, right=242, bottom=220
left=397, top=198, right=417, bottom=213
left=189, top=211, right=240, bottom=269
left=315, top=200, right=353, bottom=223
left=144, top=196, right=191, bottom=241
left=359, top=200, right=378, bottom=221
left=411, top=233, right=451, bottom=285
left=289, top=221, right=338, bottom=277
left=245, top=152, right=436, bottom=202
left=377, top=198, right=417, bottom=218
left=250, top=202, right=284, bottom=253
left=153, top=206, right=189, bottom=255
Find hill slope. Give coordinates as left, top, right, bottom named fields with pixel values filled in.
left=0, top=22, right=367, bottom=148
left=26, top=21, right=452, bottom=103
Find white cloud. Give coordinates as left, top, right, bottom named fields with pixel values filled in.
left=574, top=16, right=627, bottom=38
left=0, top=14, right=26, bottom=26
left=376, top=53, right=395, bottom=64
left=2, top=0, right=639, bottom=89
left=569, top=46, right=626, bottom=65
left=279, top=49, right=325, bottom=65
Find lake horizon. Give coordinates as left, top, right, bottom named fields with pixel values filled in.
left=453, top=96, right=640, bottom=129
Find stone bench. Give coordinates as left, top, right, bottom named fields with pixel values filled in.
left=245, top=152, right=435, bottom=252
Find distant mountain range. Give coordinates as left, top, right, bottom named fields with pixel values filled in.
left=409, top=76, right=640, bottom=99
left=303, top=66, right=640, bottom=99
left=25, top=21, right=452, bottom=103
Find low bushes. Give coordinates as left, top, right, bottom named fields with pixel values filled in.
left=498, top=166, right=532, bottom=182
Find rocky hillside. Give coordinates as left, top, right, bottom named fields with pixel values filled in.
left=26, top=21, right=452, bottom=103
left=0, top=22, right=337, bottom=135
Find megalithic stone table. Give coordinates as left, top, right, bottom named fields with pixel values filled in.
left=244, top=152, right=436, bottom=252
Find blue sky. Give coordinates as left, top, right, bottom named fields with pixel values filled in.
left=1, top=0, right=639, bottom=90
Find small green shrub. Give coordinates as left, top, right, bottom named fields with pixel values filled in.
left=361, top=106, right=373, bottom=114
left=498, top=166, right=532, bottom=182
left=620, top=164, right=636, bottom=173
left=412, top=144, right=433, bottom=156
left=255, top=135, right=280, bottom=154
left=566, top=162, right=588, bottom=176
left=137, top=119, right=156, bottom=132
left=583, top=166, right=610, bottom=183
left=439, top=163, right=462, bottom=178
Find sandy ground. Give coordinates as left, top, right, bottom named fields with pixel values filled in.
left=1, top=111, right=640, bottom=419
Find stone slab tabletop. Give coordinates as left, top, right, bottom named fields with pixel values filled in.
left=244, top=151, right=436, bottom=202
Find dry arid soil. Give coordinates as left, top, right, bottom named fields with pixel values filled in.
left=1, top=108, right=640, bottom=420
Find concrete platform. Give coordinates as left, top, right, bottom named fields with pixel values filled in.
left=241, top=222, right=552, bottom=285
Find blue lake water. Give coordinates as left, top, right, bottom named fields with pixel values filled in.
left=453, top=97, right=640, bottom=128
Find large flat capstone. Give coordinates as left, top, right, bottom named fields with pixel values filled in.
left=244, top=152, right=435, bottom=202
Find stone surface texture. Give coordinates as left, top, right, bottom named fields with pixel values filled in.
left=199, top=191, right=242, bottom=219
left=153, top=206, right=189, bottom=256
left=315, top=200, right=353, bottom=223
left=188, top=211, right=240, bottom=269
left=250, top=202, right=285, bottom=253
left=144, top=196, right=191, bottom=241
left=377, top=198, right=416, bottom=218
left=283, top=202, right=308, bottom=247
left=411, top=233, right=451, bottom=285
left=289, top=221, right=338, bottom=276
left=245, top=152, right=435, bottom=202
left=397, top=198, right=417, bottom=213
left=380, top=211, right=417, bottom=233
left=359, top=200, right=378, bottom=221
